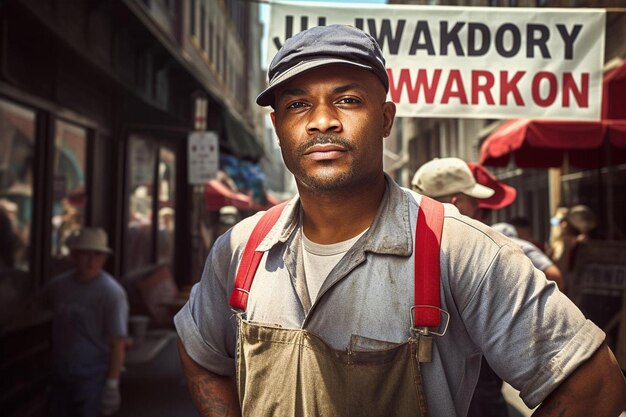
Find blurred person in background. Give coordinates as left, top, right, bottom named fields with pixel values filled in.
left=39, top=227, right=129, bottom=417
left=0, top=199, right=24, bottom=268
left=411, top=157, right=496, bottom=219
left=547, top=206, right=570, bottom=262
left=552, top=205, right=597, bottom=275
left=492, top=223, right=564, bottom=291
left=216, top=205, right=241, bottom=238
left=507, top=216, right=546, bottom=253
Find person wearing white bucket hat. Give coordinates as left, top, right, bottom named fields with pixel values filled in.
left=40, top=227, right=128, bottom=417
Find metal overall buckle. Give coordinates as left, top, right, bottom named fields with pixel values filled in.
left=409, top=305, right=450, bottom=363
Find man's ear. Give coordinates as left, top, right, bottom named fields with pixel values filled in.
left=382, top=101, right=396, bottom=137
left=270, top=111, right=277, bottom=129
left=270, top=111, right=281, bottom=147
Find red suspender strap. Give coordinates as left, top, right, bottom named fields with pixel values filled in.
left=414, top=196, right=445, bottom=328
left=229, top=196, right=444, bottom=324
left=229, top=202, right=288, bottom=311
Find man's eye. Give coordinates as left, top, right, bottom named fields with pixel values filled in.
left=287, top=101, right=307, bottom=109
left=337, top=97, right=361, bottom=105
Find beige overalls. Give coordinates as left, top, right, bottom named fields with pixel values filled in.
left=236, top=318, right=430, bottom=416
left=231, top=197, right=444, bottom=416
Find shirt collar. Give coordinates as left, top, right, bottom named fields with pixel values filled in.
left=256, top=174, right=413, bottom=257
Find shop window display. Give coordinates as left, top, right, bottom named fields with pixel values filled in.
left=126, top=136, right=156, bottom=274
left=157, top=147, right=176, bottom=263
left=50, top=120, right=88, bottom=274
left=0, top=98, right=35, bottom=327
left=125, top=137, right=178, bottom=276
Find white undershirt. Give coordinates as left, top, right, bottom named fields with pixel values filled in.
left=302, top=229, right=368, bottom=302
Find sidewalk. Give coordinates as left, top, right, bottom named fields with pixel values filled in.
left=117, top=331, right=197, bottom=417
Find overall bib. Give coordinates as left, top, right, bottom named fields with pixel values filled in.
left=230, top=197, right=445, bottom=417
left=236, top=318, right=429, bottom=416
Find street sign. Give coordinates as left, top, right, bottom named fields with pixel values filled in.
left=188, top=131, right=219, bottom=185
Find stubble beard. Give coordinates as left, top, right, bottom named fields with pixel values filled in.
left=292, top=134, right=357, bottom=192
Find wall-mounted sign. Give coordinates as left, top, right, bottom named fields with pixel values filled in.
left=188, top=131, right=219, bottom=185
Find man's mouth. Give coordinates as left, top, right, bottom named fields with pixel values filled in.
left=304, top=144, right=347, bottom=161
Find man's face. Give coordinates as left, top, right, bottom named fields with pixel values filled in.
left=270, top=65, right=395, bottom=192
left=72, top=250, right=108, bottom=281
left=453, top=194, right=481, bottom=220
left=435, top=193, right=481, bottom=219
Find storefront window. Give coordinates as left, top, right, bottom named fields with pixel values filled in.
left=126, top=136, right=156, bottom=273
left=0, top=99, right=35, bottom=272
left=51, top=120, right=88, bottom=266
left=157, top=147, right=176, bottom=263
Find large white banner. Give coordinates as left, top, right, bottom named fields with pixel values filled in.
left=267, top=2, right=605, bottom=120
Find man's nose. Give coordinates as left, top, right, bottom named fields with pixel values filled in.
left=306, top=103, right=342, bottom=134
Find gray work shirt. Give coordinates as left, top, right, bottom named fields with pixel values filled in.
left=175, top=177, right=604, bottom=417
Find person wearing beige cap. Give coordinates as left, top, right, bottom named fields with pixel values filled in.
left=175, top=24, right=625, bottom=417
left=412, top=157, right=495, bottom=219
left=39, top=227, right=129, bottom=417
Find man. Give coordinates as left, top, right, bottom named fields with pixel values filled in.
left=411, top=157, right=496, bottom=220
left=175, top=25, right=625, bottom=417
left=40, top=227, right=128, bottom=417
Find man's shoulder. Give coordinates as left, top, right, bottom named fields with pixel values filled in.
left=98, top=271, right=127, bottom=297
left=217, top=198, right=299, bottom=255
left=402, top=186, right=511, bottom=252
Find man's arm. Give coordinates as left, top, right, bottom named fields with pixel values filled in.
left=532, top=343, right=626, bottom=417
left=543, top=265, right=564, bottom=292
left=107, top=336, right=126, bottom=380
left=177, top=338, right=241, bottom=417
left=100, top=336, right=126, bottom=415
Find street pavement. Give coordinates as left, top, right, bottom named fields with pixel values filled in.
left=117, top=332, right=197, bottom=417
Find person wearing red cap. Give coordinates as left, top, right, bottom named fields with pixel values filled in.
left=175, top=25, right=625, bottom=417
left=466, top=162, right=517, bottom=222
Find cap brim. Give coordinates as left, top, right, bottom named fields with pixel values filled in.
left=477, top=182, right=517, bottom=209
left=256, top=58, right=373, bottom=107
left=463, top=183, right=495, bottom=199
left=70, top=245, right=113, bottom=254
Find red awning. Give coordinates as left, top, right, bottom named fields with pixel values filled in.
left=480, top=119, right=626, bottom=168
left=204, top=180, right=252, bottom=211
left=204, top=180, right=283, bottom=212
left=603, top=60, right=626, bottom=120
left=480, top=61, right=626, bottom=169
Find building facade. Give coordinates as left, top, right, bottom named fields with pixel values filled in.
left=0, top=1, right=269, bottom=415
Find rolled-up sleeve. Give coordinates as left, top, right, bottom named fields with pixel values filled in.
left=174, top=232, right=239, bottom=376
left=460, top=241, right=605, bottom=409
